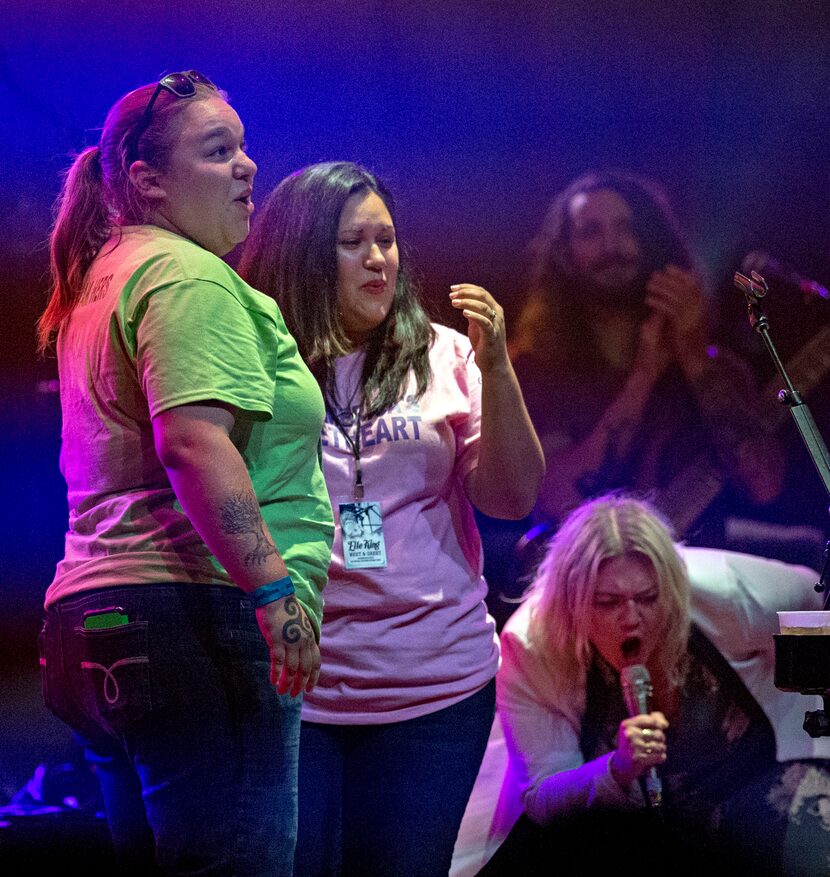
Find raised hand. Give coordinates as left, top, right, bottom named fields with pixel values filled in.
left=449, top=283, right=508, bottom=374
left=646, top=264, right=707, bottom=367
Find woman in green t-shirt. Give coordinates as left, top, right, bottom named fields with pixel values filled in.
left=37, top=71, right=333, bottom=875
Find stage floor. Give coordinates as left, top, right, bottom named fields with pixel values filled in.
left=0, top=657, right=116, bottom=870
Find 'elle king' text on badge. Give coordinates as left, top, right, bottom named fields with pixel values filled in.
left=339, top=501, right=387, bottom=569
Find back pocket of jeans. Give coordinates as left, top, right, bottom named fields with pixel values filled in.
left=76, top=622, right=152, bottom=731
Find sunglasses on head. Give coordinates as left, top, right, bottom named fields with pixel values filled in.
left=125, top=70, right=218, bottom=163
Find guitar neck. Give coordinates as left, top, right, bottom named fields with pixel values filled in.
left=660, top=323, right=830, bottom=535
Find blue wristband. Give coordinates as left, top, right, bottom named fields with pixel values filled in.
left=248, top=575, right=294, bottom=608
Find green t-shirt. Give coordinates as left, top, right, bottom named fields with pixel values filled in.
left=49, top=225, right=333, bottom=634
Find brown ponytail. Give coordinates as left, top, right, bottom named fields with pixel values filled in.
left=37, top=146, right=110, bottom=352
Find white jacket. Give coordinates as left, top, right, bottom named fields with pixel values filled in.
left=450, top=547, right=830, bottom=876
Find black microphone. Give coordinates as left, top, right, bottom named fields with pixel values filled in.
left=741, top=251, right=829, bottom=300
left=620, top=664, right=662, bottom=809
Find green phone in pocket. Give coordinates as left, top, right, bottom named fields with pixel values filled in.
left=83, top=607, right=130, bottom=630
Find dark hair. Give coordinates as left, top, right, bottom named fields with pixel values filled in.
left=239, top=161, right=434, bottom=418
left=37, top=79, right=221, bottom=352
left=510, top=171, right=697, bottom=368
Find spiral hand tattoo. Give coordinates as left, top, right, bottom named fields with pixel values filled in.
left=280, top=596, right=315, bottom=645
left=281, top=596, right=303, bottom=644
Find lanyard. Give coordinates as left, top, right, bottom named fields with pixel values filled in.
left=325, top=400, right=365, bottom=500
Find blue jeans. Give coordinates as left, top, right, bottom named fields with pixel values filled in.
left=39, top=583, right=302, bottom=876
left=294, top=679, right=496, bottom=877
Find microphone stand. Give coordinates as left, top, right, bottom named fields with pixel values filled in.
left=734, top=270, right=830, bottom=605
left=735, top=271, right=830, bottom=736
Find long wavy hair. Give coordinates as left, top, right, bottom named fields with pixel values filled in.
left=239, top=161, right=434, bottom=418
left=526, top=494, right=691, bottom=700
left=509, top=171, right=697, bottom=370
left=37, top=77, right=221, bottom=352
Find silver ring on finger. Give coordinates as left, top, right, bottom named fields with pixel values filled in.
left=488, top=307, right=497, bottom=321
left=642, top=728, right=653, bottom=740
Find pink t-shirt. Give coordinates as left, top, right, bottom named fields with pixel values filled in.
left=302, top=324, right=500, bottom=724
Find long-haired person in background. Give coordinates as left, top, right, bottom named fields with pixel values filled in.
left=507, top=171, right=783, bottom=550
left=37, top=72, right=333, bottom=874
left=484, top=494, right=830, bottom=876
left=239, top=161, right=544, bottom=876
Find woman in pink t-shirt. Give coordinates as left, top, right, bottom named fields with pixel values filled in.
left=240, top=161, right=544, bottom=876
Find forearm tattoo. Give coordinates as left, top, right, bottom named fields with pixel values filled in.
left=281, top=595, right=314, bottom=644
left=219, top=490, right=278, bottom=566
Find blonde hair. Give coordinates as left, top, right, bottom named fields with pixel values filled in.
left=526, top=494, right=690, bottom=696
